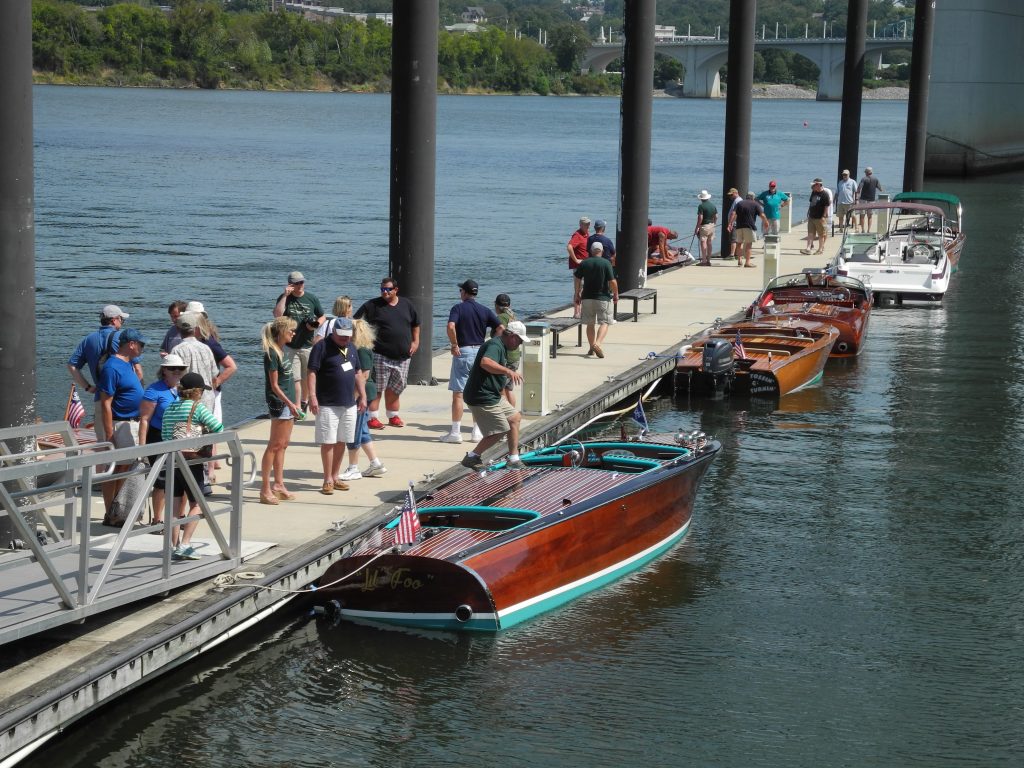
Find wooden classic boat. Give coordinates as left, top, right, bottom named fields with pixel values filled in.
left=675, top=317, right=838, bottom=397
left=745, top=271, right=872, bottom=357
left=831, top=197, right=965, bottom=305
left=311, top=434, right=720, bottom=632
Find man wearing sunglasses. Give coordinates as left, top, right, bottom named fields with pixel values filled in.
left=354, top=277, right=420, bottom=429
left=273, top=270, right=325, bottom=414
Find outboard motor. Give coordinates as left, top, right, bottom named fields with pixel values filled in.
left=701, top=339, right=735, bottom=393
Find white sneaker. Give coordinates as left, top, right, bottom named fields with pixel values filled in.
left=362, top=463, right=388, bottom=478
left=471, top=428, right=483, bottom=441
left=439, top=433, right=463, bottom=444
left=338, top=466, right=363, bottom=482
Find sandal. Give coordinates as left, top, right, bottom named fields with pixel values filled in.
left=259, top=493, right=280, bottom=505
left=273, top=488, right=296, bottom=501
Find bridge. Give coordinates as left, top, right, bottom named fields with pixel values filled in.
left=583, top=37, right=913, bottom=101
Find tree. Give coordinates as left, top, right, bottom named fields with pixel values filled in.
left=653, top=54, right=683, bottom=88
left=547, top=22, right=590, bottom=73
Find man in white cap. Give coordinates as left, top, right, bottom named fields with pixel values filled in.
left=307, top=317, right=366, bottom=494
left=835, top=169, right=857, bottom=229
left=856, top=167, right=884, bottom=233
left=461, top=321, right=532, bottom=470
left=694, top=190, right=718, bottom=265
left=574, top=246, right=619, bottom=358
left=273, top=270, right=325, bottom=413
left=67, top=304, right=142, bottom=439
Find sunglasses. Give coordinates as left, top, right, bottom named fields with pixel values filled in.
left=380, top=286, right=395, bottom=293
left=164, top=366, right=186, bottom=372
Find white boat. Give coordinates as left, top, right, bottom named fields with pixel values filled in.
left=831, top=201, right=963, bottom=306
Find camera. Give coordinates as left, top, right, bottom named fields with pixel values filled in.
left=302, top=315, right=319, bottom=329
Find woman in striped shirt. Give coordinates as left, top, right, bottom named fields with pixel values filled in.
left=161, top=372, right=223, bottom=561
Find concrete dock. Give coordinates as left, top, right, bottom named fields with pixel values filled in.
left=0, top=228, right=827, bottom=766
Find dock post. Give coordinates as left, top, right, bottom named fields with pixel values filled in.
left=762, top=234, right=781, bottom=285
left=904, top=0, right=936, bottom=191
left=389, top=0, right=438, bottom=384
left=616, top=0, right=655, bottom=292
left=837, top=0, right=868, bottom=183
left=721, top=0, right=756, bottom=261
left=0, top=2, right=36, bottom=431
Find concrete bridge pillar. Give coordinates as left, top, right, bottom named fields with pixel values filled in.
left=681, top=47, right=724, bottom=98
left=926, top=0, right=1024, bottom=175
left=815, top=41, right=846, bottom=101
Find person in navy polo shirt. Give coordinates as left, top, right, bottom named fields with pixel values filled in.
left=440, top=279, right=503, bottom=445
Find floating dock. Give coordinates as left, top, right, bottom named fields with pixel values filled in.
left=0, top=231, right=828, bottom=766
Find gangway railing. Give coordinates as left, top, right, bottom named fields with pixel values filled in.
left=0, top=421, right=256, bottom=644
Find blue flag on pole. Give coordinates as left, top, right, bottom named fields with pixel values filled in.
left=631, top=397, right=649, bottom=435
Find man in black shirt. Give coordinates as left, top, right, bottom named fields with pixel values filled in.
left=354, top=276, right=420, bottom=429
left=728, top=192, right=769, bottom=268
left=800, top=179, right=832, bottom=255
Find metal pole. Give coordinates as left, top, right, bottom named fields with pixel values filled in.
left=721, top=0, right=757, bottom=261
left=616, top=0, right=655, bottom=292
left=904, top=0, right=935, bottom=190
left=0, top=1, right=36, bottom=431
left=838, top=0, right=869, bottom=182
left=389, top=0, right=438, bottom=384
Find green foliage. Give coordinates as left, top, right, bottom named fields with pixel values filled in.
left=653, top=54, right=683, bottom=88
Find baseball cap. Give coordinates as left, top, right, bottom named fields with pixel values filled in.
left=458, top=279, right=479, bottom=295
left=812, top=178, right=823, bottom=184
left=160, top=353, right=186, bottom=368
left=495, top=293, right=511, bottom=308
left=120, top=328, right=146, bottom=346
left=102, top=304, right=129, bottom=320
left=579, top=216, right=591, bottom=225
left=727, top=187, right=739, bottom=196
left=590, top=241, right=604, bottom=253
left=287, top=271, right=305, bottom=284
left=185, top=301, right=205, bottom=314
left=768, top=180, right=777, bottom=188
left=179, top=372, right=210, bottom=391
left=331, top=316, right=354, bottom=336
left=841, top=169, right=850, bottom=176
left=698, top=189, right=711, bottom=200
left=504, top=320, right=533, bottom=343
left=594, top=218, right=606, bottom=228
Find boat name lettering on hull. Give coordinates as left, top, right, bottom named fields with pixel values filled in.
left=362, top=567, right=423, bottom=592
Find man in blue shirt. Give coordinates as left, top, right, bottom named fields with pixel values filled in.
left=97, top=328, right=146, bottom=516
left=586, top=219, right=617, bottom=267
left=441, top=279, right=503, bottom=444
left=67, top=304, right=142, bottom=437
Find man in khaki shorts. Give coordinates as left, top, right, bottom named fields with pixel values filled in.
left=460, top=321, right=533, bottom=471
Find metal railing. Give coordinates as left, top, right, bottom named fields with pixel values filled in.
left=0, top=421, right=256, bottom=623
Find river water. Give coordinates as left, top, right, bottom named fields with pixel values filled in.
left=24, top=88, right=1024, bottom=767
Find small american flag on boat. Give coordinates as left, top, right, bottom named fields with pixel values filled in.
left=631, top=396, right=649, bottom=435
left=394, top=482, right=421, bottom=545
left=66, top=384, right=86, bottom=429
left=732, top=330, right=747, bottom=360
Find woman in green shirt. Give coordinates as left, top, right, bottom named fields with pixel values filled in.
left=260, top=317, right=300, bottom=505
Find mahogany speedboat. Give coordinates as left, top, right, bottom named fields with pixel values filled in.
left=310, top=434, right=719, bottom=632
left=745, top=272, right=872, bottom=357
left=675, top=317, right=838, bottom=397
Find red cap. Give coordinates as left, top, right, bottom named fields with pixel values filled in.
left=768, top=180, right=777, bottom=187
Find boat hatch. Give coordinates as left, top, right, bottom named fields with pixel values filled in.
left=407, top=506, right=539, bottom=532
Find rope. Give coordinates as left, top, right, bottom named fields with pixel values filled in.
left=213, top=550, right=390, bottom=595
left=553, top=378, right=661, bottom=445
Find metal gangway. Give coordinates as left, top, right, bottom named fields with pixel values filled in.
left=0, top=421, right=255, bottom=646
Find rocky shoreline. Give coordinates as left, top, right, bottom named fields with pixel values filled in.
left=659, top=82, right=909, bottom=99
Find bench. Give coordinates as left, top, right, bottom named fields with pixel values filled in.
left=547, top=317, right=583, bottom=358
left=617, top=287, right=658, bottom=322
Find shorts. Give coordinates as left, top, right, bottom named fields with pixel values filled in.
left=503, top=359, right=520, bottom=391
left=146, top=425, right=167, bottom=489
left=110, top=419, right=140, bottom=449
left=346, top=409, right=373, bottom=449
left=171, top=462, right=205, bottom=502
left=284, top=346, right=312, bottom=388
left=314, top=404, right=357, bottom=445
left=734, top=227, right=755, bottom=245
left=373, top=354, right=411, bottom=396
left=448, top=346, right=479, bottom=393
left=699, top=223, right=716, bottom=238
left=581, top=298, right=613, bottom=325
left=808, top=217, right=827, bottom=238
left=468, top=399, right=517, bottom=437
left=212, top=389, right=223, bottom=424
left=267, top=399, right=293, bottom=420
left=764, top=218, right=780, bottom=236
left=836, top=202, right=854, bottom=223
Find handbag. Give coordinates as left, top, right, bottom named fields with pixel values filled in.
left=173, top=401, right=212, bottom=459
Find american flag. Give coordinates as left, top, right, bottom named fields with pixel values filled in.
left=66, top=385, right=85, bottom=429
left=394, top=483, right=421, bottom=546
left=631, top=396, right=649, bottom=435
left=732, top=330, right=748, bottom=360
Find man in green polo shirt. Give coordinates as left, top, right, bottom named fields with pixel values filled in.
left=573, top=244, right=619, bottom=359
left=461, top=321, right=533, bottom=471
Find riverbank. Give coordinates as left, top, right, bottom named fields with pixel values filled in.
left=659, top=82, right=909, bottom=99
